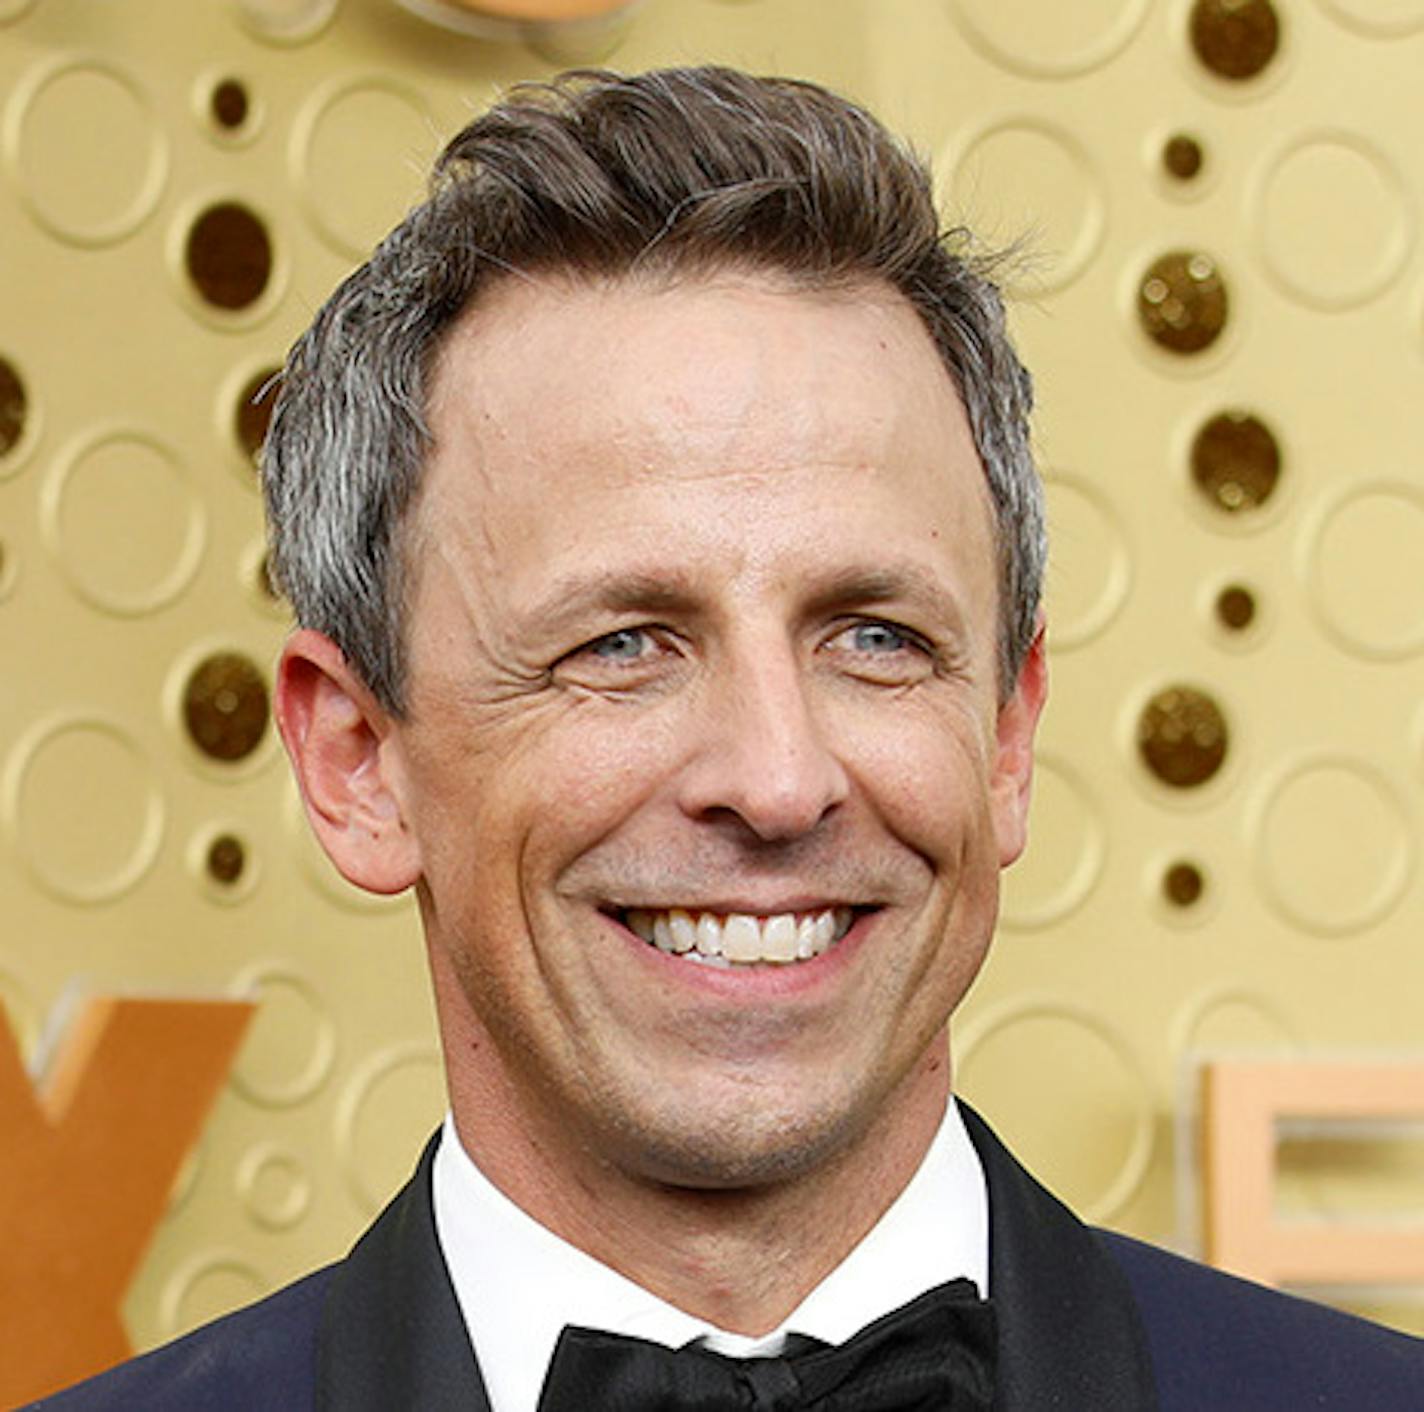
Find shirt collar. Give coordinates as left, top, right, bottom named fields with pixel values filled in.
left=432, top=1099, right=988, bottom=1412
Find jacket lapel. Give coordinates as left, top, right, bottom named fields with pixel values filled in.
left=961, top=1103, right=1157, bottom=1410
left=316, top=1134, right=490, bottom=1411
left=315, top=1114, right=1158, bottom=1411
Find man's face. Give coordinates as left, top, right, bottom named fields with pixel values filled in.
left=383, top=273, right=1042, bottom=1191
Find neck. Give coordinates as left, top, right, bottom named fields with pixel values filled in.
left=442, top=1025, right=951, bottom=1336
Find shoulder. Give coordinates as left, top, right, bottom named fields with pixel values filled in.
left=1098, top=1229, right=1424, bottom=1410
left=26, top=1266, right=335, bottom=1411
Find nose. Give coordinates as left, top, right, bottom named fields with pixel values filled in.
left=675, top=646, right=850, bottom=842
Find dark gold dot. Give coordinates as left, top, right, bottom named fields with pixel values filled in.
left=211, top=78, right=250, bottom=131
left=1164, top=861, right=1205, bottom=907
left=1190, top=0, right=1281, bottom=81
left=1192, top=411, right=1281, bottom=513
left=1163, top=133, right=1204, bottom=181
left=1216, top=584, right=1256, bottom=630
left=185, top=202, right=273, bottom=311
left=207, top=833, right=247, bottom=885
left=0, top=356, right=26, bottom=457
left=183, top=652, right=269, bottom=762
left=1138, top=251, right=1229, bottom=354
left=1138, top=686, right=1229, bottom=788
left=235, top=367, right=280, bottom=461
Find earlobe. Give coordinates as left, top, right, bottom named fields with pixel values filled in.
left=274, top=629, right=421, bottom=895
left=991, top=621, right=1048, bottom=868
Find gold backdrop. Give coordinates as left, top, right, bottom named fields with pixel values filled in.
left=3, top=0, right=1423, bottom=1351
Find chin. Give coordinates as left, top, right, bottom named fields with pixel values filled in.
left=595, top=1077, right=888, bottom=1193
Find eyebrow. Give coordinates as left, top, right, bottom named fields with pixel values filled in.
left=521, top=562, right=972, bottom=641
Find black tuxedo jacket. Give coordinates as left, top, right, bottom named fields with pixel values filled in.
left=32, top=1106, right=1424, bottom=1409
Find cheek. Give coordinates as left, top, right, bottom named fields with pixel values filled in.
left=837, top=701, right=995, bottom=856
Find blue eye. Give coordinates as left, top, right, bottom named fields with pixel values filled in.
left=588, top=628, right=650, bottom=661
left=851, top=622, right=909, bottom=653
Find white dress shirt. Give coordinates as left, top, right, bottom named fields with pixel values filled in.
left=432, top=1099, right=990, bottom=1412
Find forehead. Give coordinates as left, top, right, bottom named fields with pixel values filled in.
left=418, top=271, right=997, bottom=622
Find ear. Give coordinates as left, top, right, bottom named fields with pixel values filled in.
left=990, top=619, right=1048, bottom=868
left=274, top=628, right=421, bottom=895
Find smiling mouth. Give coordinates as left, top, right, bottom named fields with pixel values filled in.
left=618, top=907, right=857, bottom=967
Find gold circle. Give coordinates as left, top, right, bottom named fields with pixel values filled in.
left=1215, top=584, right=1256, bottom=631
left=1163, top=133, right=1204, bottom=180
left=1137, top=250, right=1230, bottom=354
left=1164, top=860, right=1206, bottom=907
left=1189, top=0, right=1282, bottom=81
left=0, top=355, right=26, bottom=459
left=1191, top=410, right=1281, bottom=514
left=182, top=652, right=270, bottom=763
left=1137, top=685, right=1229, bottom=789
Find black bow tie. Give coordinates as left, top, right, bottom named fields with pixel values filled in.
left=537, top=1279, right=996, bottom=1410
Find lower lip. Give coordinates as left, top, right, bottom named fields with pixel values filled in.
left=605, top=910, right=876, bottom=996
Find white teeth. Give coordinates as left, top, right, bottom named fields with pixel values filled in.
left=667, top=909, right=696, bottom=953
left=696, top=913, right=720, bottom=956
left=625, top=906, right=855, bottom=965
left=722, top=913, right=761, bottom=962
left=762, top=914, right=798, bottom=963
left=796, top=915, right=817, bottom=959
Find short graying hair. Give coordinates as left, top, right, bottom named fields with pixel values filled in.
left=263, top=65, right=1044, bottom=714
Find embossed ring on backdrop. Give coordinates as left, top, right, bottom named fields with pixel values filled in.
left=2, top=713, right=166, bottom=906
left=1302, top=480, right=1424, bottom=661
left=234, top=0, right=341, bottom=45
left=228, top=962, right=339, bottom=1109
left=1176, top=987, right=1301, bottom=1061
left=946, top=0, right=1152, bottom=79
left=1250, top=754, right=1415, bottom=938
left=40, top=427, right=207, bottom=617
left=942, top=118, right=1107, bottom=297
left=290, top=76, right=440, bottom=261
left=0, top=535, right=18, bottom=603
left=956, top=1000, right=1154, bottom=1223
left=1000, top=753, right=1106, bottom=931
left=2, top=56, right=168, bottom=247
left=334, top=1041, right=446, bottom=1214
left=237, top=1140, right=314, bottom=1231
left=1313, top=0, right=1424, bottom=38
left=1251, top=131, right=1413, bottom=312
left=157, top=1250, right=269, bottom=1341
left=1041, top=470, right=1132, bottom=651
